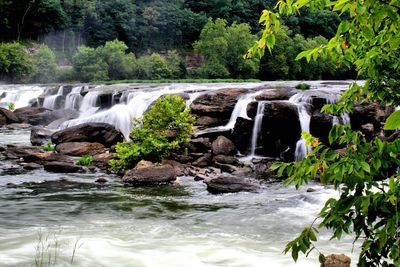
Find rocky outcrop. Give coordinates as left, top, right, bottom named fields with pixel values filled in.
left=93, top=153, right=116, bottom=170
left=321, top=254, right=351, bottom=267
left=0, top=107, right=21, bottom=125
left=55, top=142, right=105, bottom=156
left=14, top=107, right=78, bottom=126
left=122, top=162, right=177, bottom=185
left=259, top=101, right=300, bottom=160
left=191, top=88, right=247, bottom=126
left=30, top=126, right=55, bottom=146
left=231, top=117, right=253, bottom=154
left=204, top=176, right=260, bottom=194
left=212, top=135, right=237, bottom=156
left=255, top=88, right=297, bottom=101
left=350, top=102, right=391, bottom=139
left=51, top=123, right=124, bottom=147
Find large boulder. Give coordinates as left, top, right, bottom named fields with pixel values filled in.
left=212, top=135, right=237, bottom=156
left=51, top=123, right=124, bottom=147
left=259, top=101, right=301, bottom=160
left=231, top=117, right=254, bottom=154
left=55, top=142, right=105, bottom=156
left=122, top=164, right=177, bottom=185
left=0, top=107, right=21, bottom=125
left=190, top=88, right=247, bottom=124
left=43, top=161, right=85, bottom=173
left=204, top=176, right=260, bottom=194
left=350, top=102, right=390, bottom=138
left=30, top=126, right=55, bottom=146
left=14, top=107, right=78, bottom=126
left=310, top=110, right=334, bottom=142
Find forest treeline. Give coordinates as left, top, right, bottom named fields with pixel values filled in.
left=0, top=0, right=355, bottom=83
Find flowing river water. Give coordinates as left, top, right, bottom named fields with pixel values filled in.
left=0, top=82, right=359, bottom=266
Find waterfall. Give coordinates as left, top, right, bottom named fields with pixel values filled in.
left=64, top=86, right=85, bottom=110
left=78, top=91, right=101, bottom=117
left=249, top=101, right=266, bottom=157
left=0, top=85, right=45, bottom=109
left=289, top=92, right=313, bottom=162
left=43, top=86, right=65, bottom=109
left=61, top=87, right=188, bottom=139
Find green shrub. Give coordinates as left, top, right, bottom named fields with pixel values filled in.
left=295, top=83, right=311, bottom=90
left=42, top=141, right=55, bottom=152
left=0, top=42, right=35, bottom=82
left=76, top=155, right=93, bottom=166
left=109, top=95, right=195, bottom=173
left=31, top=44, right=57, bottom=83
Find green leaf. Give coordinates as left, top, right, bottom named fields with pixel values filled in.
left=384, top=110, right=400, bottom=130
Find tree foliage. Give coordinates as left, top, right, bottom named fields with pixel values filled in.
left=0, top=42, right=35, bottom=82
left=194, top=18, right=259, bottom=78
left=109, top=95, right=195, bottom=173
left=248, top=0, right=400, bottom=266
left=31, top=44, right=58, bottom=83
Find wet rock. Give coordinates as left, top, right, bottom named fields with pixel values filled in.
left=190, top=88, right=246, bottom=119
left=14, top=107, right=78, bottom=126
left=55, top=142, right=105, bottom=156
left=321, top=254, right=351, bottom=267
left=51, top=122, right=124, bottom=147
left=21, top=162, right=42, bottom=170
left=135, top=160, right=154, bottom=169
left=14, top=107, right=49, bottom=123
left=212, top=135, right=237, bottom=156
left=232, top=166, right=253, bottom=176
left=204, top=176, right=260, bottom=194
left=254, top=161, right=276, bottom=179
left=231, top=117, right=253, bottom=154
left=122, top=164, right=176, bottom=185
left=196, top=116, right=223, bottom=127
left=213, top=162, right=238, bottom=173
left=213, top=155, right=240, bottom=166
left=95, top=177, right=108, bottom=183
left=186, top=137, right=212, bottom=153
left=30, top=126, right=55, bottom=146
left=93, top=152, right=116, bottom=170
left=192, top=153, right=212, bottom=168
left=43, top=161, right=85, bottom=173
left=4, top=145, right=43, bottom=160
left=259, top=101, right=301, bottom=160
left=161, top=160, right=186, bottom=176
left=0, top=107, right=21, bottom=125
left=350, top=102, right=390, bottom=135
left=310, top=110, right=333, bottom=142
left=307, top=188, right=317, bottom=192
left=255, top=88, right=297, bottom=101
left=23, top=152, right=73, bottom=164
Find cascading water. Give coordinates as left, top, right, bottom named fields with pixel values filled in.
left=248, top=101, right=266, bottom=157
left=61, top=86, right=204, bottom=139
left=78, top=91, right=101, bottom=117
left=0, top=85, right=45, bottom=109
left=43, top=86, right=65, bottom=109
left=64, top=86, right=85, bottom=110
left=217, top=90, right=265, bottom=131
left=288, top=92, right=313, bottom=162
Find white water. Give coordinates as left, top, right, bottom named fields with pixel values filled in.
left=0, top=128, right=358, bottom=267
left=289, top=92, right=313, bottom=162
left=43, top=86, right=66, bottom=109
left=61, top=83, right=265, bottom=139
left=65, top=86, right=85, bottom=110
left=249, top=102, right=266, bottom=157
left=216, top=90, right=266, bottom=131
left=0, top=85, right=45, bottom=109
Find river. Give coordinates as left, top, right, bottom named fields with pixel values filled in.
left=0, top=82, right=358, bottom=266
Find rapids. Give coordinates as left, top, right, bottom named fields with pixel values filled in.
left=0, top=82, right=359, bottom=266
